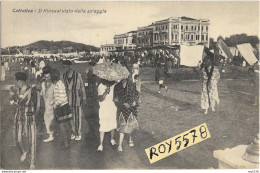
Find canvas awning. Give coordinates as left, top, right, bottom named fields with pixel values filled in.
left=217, top=38, right=233, bottom=60
left=180, top=45, right=204, bottom=67
left=237, top=43, right=258, bottom=66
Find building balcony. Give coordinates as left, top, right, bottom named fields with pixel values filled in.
left=161, top=30, right=168, bottom=33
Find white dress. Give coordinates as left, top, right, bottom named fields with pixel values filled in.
left=98, top=83, right=117, bottom=132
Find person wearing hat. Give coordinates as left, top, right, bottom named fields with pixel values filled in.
left=61, top=60, right=86, bottom=141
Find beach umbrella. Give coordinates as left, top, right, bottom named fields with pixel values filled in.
left=91, top=62, right=129, bottom=82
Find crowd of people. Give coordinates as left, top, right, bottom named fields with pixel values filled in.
left=6, top=54, right=142, bottom=169
left=1, top=46, right=259, bottom=169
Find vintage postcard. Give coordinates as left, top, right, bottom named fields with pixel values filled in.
left=0, top=1, right=259, bottom=172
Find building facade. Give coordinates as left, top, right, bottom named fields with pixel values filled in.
left=41, top=49, right=51, bottom=54
left=136, top=25, right=154, bottom=48
left=101, top=16, right=210, bottom=52
left=113, top=31, right=137, bottom=50
left=100, top=44, right=116, bottom=54
left=138, top=16, right=210, bottom=48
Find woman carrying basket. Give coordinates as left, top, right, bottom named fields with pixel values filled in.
left=114, top=78, right=140, bottom=152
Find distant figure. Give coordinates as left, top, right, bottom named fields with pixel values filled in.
left=31, top=60, right=36, bottom=75
left=242, top=60, right=246, bottom=67
left=4, top=61, right=9, bottom=72
left=248, top=63, right=259, bottom=105
left=132, top=60, right=140, bottom=82
left=39, top=60, right=46, bottom=70
left=165, top=58, right=173, bottom=78
left=133, top=74, right=142, bottom=103
left=156, top=63, right=168, bottom=94
left=1, top=62, right=6, bottom=81
left=97, top=57, right=104, bottom=64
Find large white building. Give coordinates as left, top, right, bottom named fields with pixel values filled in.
left=101, top=16, right=210, bottom=52
left=137, top=16, right=210, bottom=48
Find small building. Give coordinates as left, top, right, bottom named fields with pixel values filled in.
left=113, top=31, right=137, bottom=51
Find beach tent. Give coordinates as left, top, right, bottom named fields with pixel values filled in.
left=217, top=38, right=233, bottom=60
left=229, top=47, right=239, bottom=57
left=180, top=45, right=204, bottom=67
left=237, top=43, right=258, bottom=65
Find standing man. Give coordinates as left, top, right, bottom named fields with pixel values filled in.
left=31, top=59, right=36, bottom=75
left=9, top=72, right=39, bottom=169
left=61, top=60, right=86, bottom=141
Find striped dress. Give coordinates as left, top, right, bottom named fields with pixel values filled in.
left=54, top=80, right=72, bottom=122
left=54, top=80, right=68, bottom=107
left=11, top=86, right=37, bottom=165
left=62, top=70, right=86, bottom=136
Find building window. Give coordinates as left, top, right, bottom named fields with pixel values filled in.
left=175, top=34, right=177, bottom=40
left=181, top=25, right=183, bottom=30
left=202, top=26, right=204, bottom=31
left=191, top=34, right=193, bottom=40
left=196, top=35, right=200, bottom=40
left=186, top=25, right=188, bottom=31
left=188, top=34, right=190, bottom=40
left=206, top=26, right=208, bottom=31
left=191, top=26, right=193, bottom=31
left=194, top=26, right=196, bottom=31
left=206, top=35, right=208, bottom=41
left=181, top=34, right=183, bottom=40
left=166, top=25, right=168, bottom=29
left=202, top=35, right=204, bottom=40
left=172, top=34, right=174, bottom=39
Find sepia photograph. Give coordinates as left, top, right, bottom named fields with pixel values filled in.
left=0, top=0, right=259, bottom=171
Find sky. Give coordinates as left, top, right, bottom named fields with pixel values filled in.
left=1, top=1, right=259, bottom=48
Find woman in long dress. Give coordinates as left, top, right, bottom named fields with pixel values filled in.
left=200, top=58, right=220, bottom=114
left=97, top=79, right=117, bottom=151
left=40, top=68, right=55, bottom=142
left=114, top=78, right=139, bottom=151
